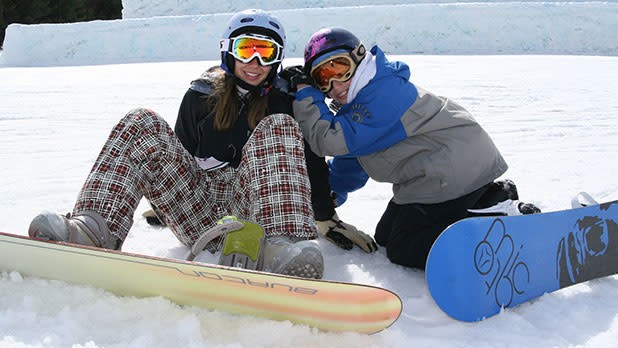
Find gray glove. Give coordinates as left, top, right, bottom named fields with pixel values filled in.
left=316, top=213, right=378, bottom=253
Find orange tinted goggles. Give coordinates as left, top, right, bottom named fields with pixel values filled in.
left=221, top=34, right=283, bottom=66
left=310, top=54, right=357, bottom=93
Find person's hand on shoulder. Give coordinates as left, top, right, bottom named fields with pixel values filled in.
left=280, top=65, right=314, bottom=92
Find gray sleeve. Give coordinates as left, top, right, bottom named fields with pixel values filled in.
left=293, top=96, right=349, bottom=157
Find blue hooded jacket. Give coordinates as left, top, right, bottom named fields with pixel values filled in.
left=295, top=46, right=418, bottom=204
left=294, top=46, right=507, bottom=206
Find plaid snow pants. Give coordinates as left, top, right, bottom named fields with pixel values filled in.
left=73, top=108, right=318, bottom=247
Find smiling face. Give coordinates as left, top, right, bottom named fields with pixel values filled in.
left=233, top=58, right=272, bottom=86
left=327, top=79, right=353, bottom=104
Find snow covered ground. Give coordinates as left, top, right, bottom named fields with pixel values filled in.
left=1, top=1, right=618, bottom=347
left=2, top=54, right=618, bottom=348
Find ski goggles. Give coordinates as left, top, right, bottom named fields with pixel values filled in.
left=309, top=44, right=366, bottom=93
left=220, top=34, right=284, bottom=66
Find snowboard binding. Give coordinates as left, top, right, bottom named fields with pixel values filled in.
left=217, top=216, right=265, bottom=271
left=187, top=216, right=265, bottom=271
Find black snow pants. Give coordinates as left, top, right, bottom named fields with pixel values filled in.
left=374, top=180, right=518, bottom=269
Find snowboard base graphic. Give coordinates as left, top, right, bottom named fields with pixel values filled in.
left=0, top=232, right=401, bottom=334
left=426, top=200, right=618, bottom=322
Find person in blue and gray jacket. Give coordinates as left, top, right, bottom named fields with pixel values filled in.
left=290, top=27, right=540, bottom=270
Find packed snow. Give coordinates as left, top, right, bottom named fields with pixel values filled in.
left=1, top=1, right=618, bottom=66
left=1, top=1, right=618, bottom=347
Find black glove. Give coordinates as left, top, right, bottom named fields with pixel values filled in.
left=143, top=209, right=166, bottom=226
left=316, top=213, right=378, bottom=253
left=280, top=65, right=314, bottom=92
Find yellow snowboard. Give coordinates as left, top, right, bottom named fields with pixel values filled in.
left=0, top=232, right=401, bottom=334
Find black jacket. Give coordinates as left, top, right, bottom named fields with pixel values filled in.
left=174, top=67, right=335, bottom=220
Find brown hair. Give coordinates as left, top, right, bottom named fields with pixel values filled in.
left=209, top=70, right=269, bottom=131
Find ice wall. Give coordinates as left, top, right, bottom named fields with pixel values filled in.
left=1, top=2, right=616, bottom=67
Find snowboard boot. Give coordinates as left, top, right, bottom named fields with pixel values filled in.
left=468, top=199, right=541, bottom=216
left=571, top=192, right=599, bottom=208
left=263, top=237, right=324, bottom=279
left=474, top=179, right=520, bottom=208
left=195, top=216, right=323, bottom=278
left=217, top=217, right=266, bottom=271
left=28, top=211, right=121, bottom=250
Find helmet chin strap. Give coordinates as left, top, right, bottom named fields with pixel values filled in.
left=232, top=74, right=261, bottom=93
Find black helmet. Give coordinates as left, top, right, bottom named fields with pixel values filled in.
left=303, top=27, right=366, bottom=72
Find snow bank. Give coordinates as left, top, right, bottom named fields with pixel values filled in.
left=120, top=0, right=610, bottom=18
left=122, top=0, right=449, bottom=18
left=1, top=2, right=617, bottom=67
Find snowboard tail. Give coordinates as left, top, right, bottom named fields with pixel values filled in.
left=0, top=232, right=401, bottom=334
left=426, top=200, right=618, bottom=322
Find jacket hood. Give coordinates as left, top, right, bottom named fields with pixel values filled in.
left=189, top=66, right=223, bottom=94
left=370, top=45, right=411, bottom=82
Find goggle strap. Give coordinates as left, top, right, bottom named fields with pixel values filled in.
left=351, top=43, right=366, bottom=64
left=220, top=38, right=231, bottom=52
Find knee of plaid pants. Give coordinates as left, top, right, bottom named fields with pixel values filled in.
left=233, top=113, right=318, bottom=241
left=74, top=107, right=197, bottom=243
left=120, top=108, right=223, bottom=247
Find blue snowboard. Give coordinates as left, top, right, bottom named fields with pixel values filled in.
left=426, top=199, right=618, bottom=322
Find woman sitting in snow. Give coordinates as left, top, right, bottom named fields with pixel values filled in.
left=28, top=9, right=326, bottom=278
left=288, top=27, right=541, bottom=270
